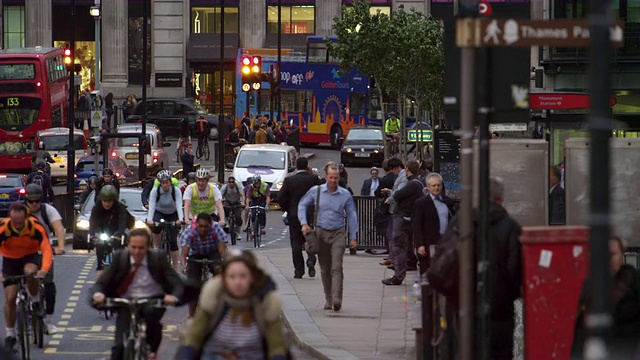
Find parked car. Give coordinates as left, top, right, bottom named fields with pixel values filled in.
left=73, top=188, right=147, bottom=249
left=0, top=174, right=26, bottom=217
left=125, top=99, right=219, bottom=139
left=73, top=155, right=134, bottom=190
left=340, top=126, right=385, bottom=167
left=112, top=123, right=170, bottom=177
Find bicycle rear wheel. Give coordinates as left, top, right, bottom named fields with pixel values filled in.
left=18, top=300, right=29, bottom=360
left=195, top=142, right=203, bottom=160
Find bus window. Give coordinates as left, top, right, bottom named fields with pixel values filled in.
left=297, top=91, right=312, bottom=113
left=282, top=91, right=296, bottom=112
left=259, top=91, right=270, bottom=113
left=51, top=108, right=62, bottom=128
left=0, top=97, right=41, bottom=129
left=350, top=93, right=366, bottom=115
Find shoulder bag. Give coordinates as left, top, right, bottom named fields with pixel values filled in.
left=304, top=185, right=322, bottom=253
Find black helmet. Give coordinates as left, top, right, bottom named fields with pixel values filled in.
left=102, top=168, right=114, bottom=176
left=98, top=185, right=118, bottom=201
left=25, top=184, right=43, bottom=200
left=186, top=172, right=196, bottom=183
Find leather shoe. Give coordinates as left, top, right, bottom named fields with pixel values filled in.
left=333, top=301, right=342, bottom=312
left=324, top=302, right=332, bottom=310
left=382, top=276, right=403, bottom=286
left=294, top=274, right=303, bottom=279
left=307, top=259, right=316, bottom=278
left=379, top=259, right=393, bottom=266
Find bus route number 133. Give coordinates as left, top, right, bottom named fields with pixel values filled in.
left=7, top=97, right=19, bottom=107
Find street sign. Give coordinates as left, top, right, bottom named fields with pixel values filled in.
left=479, top=1, right=492, bottom=17
left=407, top=129, right=433, bottom=142
left=530, top=93, right=617, bottom=110
left=457, top=19, right=625, bottom=48
left=90, top=110, right=103, bottom=127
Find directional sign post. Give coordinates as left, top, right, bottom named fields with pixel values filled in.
left=457, top=18, right=625, bottom=48
left=407, top=129, right=433, bottom=142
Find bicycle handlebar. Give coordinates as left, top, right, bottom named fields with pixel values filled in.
left=186, top=257, right=222, bottom=265
left=153, top=220, right=179, bottom=227
left=3, top=274, right=44, bottom=282
left=248, top=205, right=266, bottom=210
left=104, top=297, right=166, bottom=308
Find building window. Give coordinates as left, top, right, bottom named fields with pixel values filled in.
left=267, top=6, right=315, bottom=34
left=192, top=7, right=239, bottom=34
left=343, top=5, right=391, bottom=16
left=553, top=0, right=589, bottom=19
left=3, top=6, right=25, bottom=49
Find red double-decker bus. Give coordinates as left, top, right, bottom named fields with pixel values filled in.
left=0, top=47, right=69, bottom=173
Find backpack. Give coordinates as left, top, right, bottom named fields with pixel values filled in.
left=40, top=204, right=52, bottom=232
left=156, top=185, right=176, bottom=203
left=426, top=216, right=462, bottom=303
left=29, top=172, right=45, bottom=188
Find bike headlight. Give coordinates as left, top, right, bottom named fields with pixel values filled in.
left=134, top=220, right=146, bottom=229
left=76, top=219, right=90, bottom=230
left=99, top=233, right=110, bottom=241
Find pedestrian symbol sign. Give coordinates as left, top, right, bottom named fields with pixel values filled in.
left=90, top=110, right=103, bottom=127
left=407, top=129, right=433, bottom=142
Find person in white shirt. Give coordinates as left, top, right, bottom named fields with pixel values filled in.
left=183, top=168, right=226, bottom=225
left=146, top=170, right=183, bottom=272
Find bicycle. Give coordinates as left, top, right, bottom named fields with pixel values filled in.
left=154, top=220, right=178, bottom=266
left=247, top=205, right=266, bottom=248
left=224, top=204, right=243, bottom=245
left=386, top=134, right=400, bottom=158
left=103, top=297, right=166, bottom=360
left=186, top=257, right=221, bottom=283
left=5, top=274, right=45, bottom=359
left=196, top=135, right=210, bottom=161
left=92, top=233, right=122, bottom=320
left=175, top=136, right=189, bottom=163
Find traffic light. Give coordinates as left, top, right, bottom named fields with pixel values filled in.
left=241, top=56, right=252, bottom=92
left=251, top=56, right=262, bottom=91
left=63, top=47, right=73, bottom=71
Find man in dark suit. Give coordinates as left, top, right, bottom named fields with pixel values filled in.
left=92, top=227, right=184, bottom=360
left=360, top=167, right=380, bottom=196
left=412, top=172, right=456, bottom=274
left=279, top=157, right=320, bottom=278
left=549, top=165, right=565, bottom=225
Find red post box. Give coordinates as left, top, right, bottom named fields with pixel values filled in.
left=520, top=226, right=590, bottom=360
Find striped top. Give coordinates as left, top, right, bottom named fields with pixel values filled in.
left=204, top=311, right=264, bottom=359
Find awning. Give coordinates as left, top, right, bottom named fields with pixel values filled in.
left=187, top=33, right=239, bottom=62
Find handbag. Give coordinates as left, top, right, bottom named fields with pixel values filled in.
left=304, top=185, right=322, bottom=253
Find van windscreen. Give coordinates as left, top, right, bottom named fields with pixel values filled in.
left=40, top=135, right=84, bottom=151
left=236, top=150, right=285, bottom=170
left=117, top=135, right=152, bottom=147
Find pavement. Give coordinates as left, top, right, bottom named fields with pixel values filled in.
left=256, top=247, right=418, bottom=360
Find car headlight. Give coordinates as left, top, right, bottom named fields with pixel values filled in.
left=134, top=220, right=147, bottom=228
left=373, top=149, right=379, bottom=153
left=76, top=219, right=90, bottom=230
left=274, top=182, right=283, bottom=190
left=346, top=148, right=352, bottom=153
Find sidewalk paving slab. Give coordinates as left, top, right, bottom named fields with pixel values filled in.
left=257, top=248, right=418, bottom=360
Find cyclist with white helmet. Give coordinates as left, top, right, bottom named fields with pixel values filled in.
left=183, top=168, right=226, bottom=226
left=147, top=169, right=183, bottom=272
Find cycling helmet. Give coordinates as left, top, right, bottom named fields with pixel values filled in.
left=98, top=185, right=118, bottom=201
left=102, top=168, right=114, bottom=176
left=195, top=168, right=209, bottom=179
left=25, top=184, right=43, bottom=200
left=156, top=169, right=172, bottom=181
left=252, top=174, right=261, bottom=183
left=186, top=172, right=196, bottom=183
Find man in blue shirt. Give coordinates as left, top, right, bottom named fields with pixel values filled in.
left=299, top=164, right=358, bottom=312
left=179, top=213, right=228, bottom=317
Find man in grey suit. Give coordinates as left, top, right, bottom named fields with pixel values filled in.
left=360, top=167, right=380, bottom=196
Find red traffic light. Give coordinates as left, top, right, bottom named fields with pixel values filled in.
left=242, top=56, right=251, bottom=66
left=64, top=48, right=72, bottom=56
left=252, top=56, right=260, bottom=65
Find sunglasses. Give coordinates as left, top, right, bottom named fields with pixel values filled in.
left=26, top=199, right=41, bottom=204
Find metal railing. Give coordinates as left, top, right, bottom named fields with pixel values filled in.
left=352, top=196, right=386, bottom=249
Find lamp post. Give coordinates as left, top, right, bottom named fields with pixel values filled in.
left=90, top=1, right=101, bottom=92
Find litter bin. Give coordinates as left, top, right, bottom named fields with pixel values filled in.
left=520, top=226, right=589, bottom=360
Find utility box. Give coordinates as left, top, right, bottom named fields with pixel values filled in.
left=521, top=226, right=589, bottom=360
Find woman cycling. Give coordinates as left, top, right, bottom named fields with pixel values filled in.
left=146, top=169, right=183, bottom=272
left=89, top=185, right=128, bottom=280
left=176, top=250, right=288, bottom=360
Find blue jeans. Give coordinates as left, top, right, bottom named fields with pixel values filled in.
left=249, top=201, right=266, bottom=229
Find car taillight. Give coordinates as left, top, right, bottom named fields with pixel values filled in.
left=115, top=172, right=121, bottom=178
left=16, top=188, right=25, bottom=195
left=152, top=151, right=158, bottom=163
left=74, top=174, right=77, bottom=178
left=111, top=151, right=117, bottom=157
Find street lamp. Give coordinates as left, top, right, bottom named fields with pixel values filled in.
left=90, top=2, right=101, bottom=93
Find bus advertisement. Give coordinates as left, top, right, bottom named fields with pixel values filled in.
left=235, top=50, right=373, bottom=148
left=0, top=47, right=69, bottom=173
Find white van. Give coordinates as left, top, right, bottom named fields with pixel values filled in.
left=112, top=123, right=170, bottom=177
left=35, top=128, right=88, bottom=181
left=232, top=144, right=297, bottom=199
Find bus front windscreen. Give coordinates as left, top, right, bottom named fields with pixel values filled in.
left=0, top=96, right=41, bottom=130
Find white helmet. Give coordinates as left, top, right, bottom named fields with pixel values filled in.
left=195, top=168, right=210, bottom=179
left=156, top=169, right=172, bottom=181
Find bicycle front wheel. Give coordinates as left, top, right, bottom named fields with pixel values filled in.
left=18, top=300, right=30, bottom=360
left=253, top=217, right=260, bottom=248
left=195, top=143, right=203, bottom=160
left=32, top=313, right=43, bottom=349
left=123, top=338, right=135, bottom=360
left=204, top=143, right=210, bottom=161
left=135, top=335, right=148, bottom=360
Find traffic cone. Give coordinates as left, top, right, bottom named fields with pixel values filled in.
left=83, top=114, right=90, bottom=137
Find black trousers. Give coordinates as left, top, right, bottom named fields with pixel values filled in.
left=37, top=254, right=56, bottom=315
left=289, top=217, right=316, bottom=277
left=112, top=304, right=165, bottom=359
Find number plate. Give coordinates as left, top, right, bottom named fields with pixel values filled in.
left=355, top=153, right=370, bottom=157
left=125, top=153, right=138, bottom=159
left=0, top=194, right=8, bottom=199
left=54, top=157, right=63, bottom=163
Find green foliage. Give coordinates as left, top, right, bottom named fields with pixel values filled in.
left=327, top=0, right=444, bottom=118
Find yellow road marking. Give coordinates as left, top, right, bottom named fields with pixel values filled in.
left=71, top=290, right=81, bottom=295
left=61, top=314, right=71, bottom=319
left=63, top=308, right=74, bottom=313
left=66, top=302, right=77, bottom=307
left=58, top=321, right=68, bottom=326
left=69, top=296, right=79, bottom=301
left=48, top=340, right=60, bottom=345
